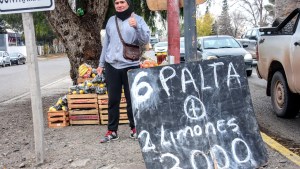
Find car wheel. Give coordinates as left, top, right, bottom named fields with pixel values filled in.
left=246, top=70, right=252, bottom=77
left=270, top=71, right=300, bottom=118
left=2, top=62, right=5, bottom=67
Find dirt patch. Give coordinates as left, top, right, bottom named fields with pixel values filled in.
left=1, top=93, right=299, bottom=169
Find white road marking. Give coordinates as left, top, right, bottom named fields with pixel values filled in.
left=0, top=76, right=69, bottom=104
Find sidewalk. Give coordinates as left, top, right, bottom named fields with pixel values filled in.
left=0, top=76, right=299, bottom=169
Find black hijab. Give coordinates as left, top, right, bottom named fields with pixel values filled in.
left=114, top=0, right=133, bottom=21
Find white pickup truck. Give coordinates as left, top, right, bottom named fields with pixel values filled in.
left=257, top=8, right=300, bottom=118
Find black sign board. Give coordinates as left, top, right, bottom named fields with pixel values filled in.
left=127, top=57, right=268, bottom=169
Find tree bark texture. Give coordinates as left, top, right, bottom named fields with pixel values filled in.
left=275, top=0, right=300, bottom=18
left=45, top=0, right=109, bottom=84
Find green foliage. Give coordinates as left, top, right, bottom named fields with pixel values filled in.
left=0, top=14, right=22, bottom=32
left=217, top=0, right=233, bottom=36
left=196, top=13, right=214, bottom=36
left=33, top=12, right=56, bottom=44
left=0, top=12, right=56, bottom=44
left=0, top=19, right=6, bottom=33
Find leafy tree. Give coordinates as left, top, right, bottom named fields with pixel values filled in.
left=217, top=0, right=233, bottom=36
left=0, top=14, right=22, bottom=32
left=0, top=19, right=6, bottom=34
left=196, top=13, right=214, bottom=37
left=0, top=13, right=55, bottom=44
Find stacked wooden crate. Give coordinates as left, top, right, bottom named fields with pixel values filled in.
left=67, top=94, right=100, bottom=125
left=98, top=93, right=129, bottom=125
left=48, top=111, right=69, bottom=128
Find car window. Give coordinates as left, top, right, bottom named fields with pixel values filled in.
left=245, top=30, right=252, bottom=38
left=10, top=53, right=19, bottom=57
left=203, top=37, right=241, bottom=49
left=251, top=30, right=257, bottom=37
left=150, top=38, right=158, bottom=44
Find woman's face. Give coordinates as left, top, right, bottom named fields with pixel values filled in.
left=114, top=0, right=129, bottom=12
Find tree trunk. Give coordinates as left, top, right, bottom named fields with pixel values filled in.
left=275, top=0, right=300, bottom=18
left=45, top=0, right=109, bottom=84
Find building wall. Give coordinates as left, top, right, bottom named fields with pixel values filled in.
left=0, top=34, right=7, bottom=51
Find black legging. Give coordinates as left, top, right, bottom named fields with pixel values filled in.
left=105, top=63, right=139, bottom=131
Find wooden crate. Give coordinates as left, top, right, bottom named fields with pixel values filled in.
left=69, top=109, right=100, bottom=125
left=98, top=94, right=129, bottom=125
left=68, top=94, right=98, bottom=110
left=77, top=77, right=93, bottom=84
left=47, top=111, right=69, bottom=128
left=68, top=94, right=100, bottom=125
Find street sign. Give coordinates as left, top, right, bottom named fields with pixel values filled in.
left=0, top=0, right=55, bottom=14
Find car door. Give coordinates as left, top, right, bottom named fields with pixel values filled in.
left=291, top=20, right=300, bottom=92
left=0, top=52, right=3, bottom=65
left=4, top=52, right=10, bottom=64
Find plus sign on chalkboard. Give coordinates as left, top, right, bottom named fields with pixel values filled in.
left=128, top=57, right=268, bottom=169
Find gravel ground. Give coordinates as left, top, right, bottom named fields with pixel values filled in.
left=0, top=77, right=299, bottom=169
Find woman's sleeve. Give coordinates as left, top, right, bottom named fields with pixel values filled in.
left=99, top=29, right=109, bottom=68
left=136, top=17, right=150, bottom=45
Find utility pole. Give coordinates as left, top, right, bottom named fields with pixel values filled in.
left=167, top=0, right=180, bottom=64
left=22, top=13, right=45, bottom=164
left=184, top=0, right=198, bottom=62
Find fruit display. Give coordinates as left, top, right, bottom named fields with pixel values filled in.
left=69, top=74, right=107, bottom=95
left=140, top=60, right=158, bottom=68
left=49, top=95, right=68, bottom=112
left=78, top=63, right=93, bottom=78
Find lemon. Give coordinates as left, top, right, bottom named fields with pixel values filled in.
left=99, top=83, right=105, bottom=88
left=79, top=90, right=84, bottom=94
left=87, top=82, right=92, bottom=87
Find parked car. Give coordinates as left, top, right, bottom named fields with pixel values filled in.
left=197, top=35, right=253, bottom=76
left=150, top=37, right=159, bottom=47
left=179, top=38, right=201, bottom=63
left=153, top=41, right=168, bottom=53
left=0, top=51, right=11, bottom=67
left=237, top=27, right=264, bottom=64
left=257, top=8, right=300, bottom=118
left=9, top=52, right=26, bottom=65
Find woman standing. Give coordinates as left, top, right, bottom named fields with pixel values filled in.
left=97, top=0, right=150, bottom=143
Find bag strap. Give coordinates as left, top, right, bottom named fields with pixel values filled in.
left=115, top=16, right=125, bottom=44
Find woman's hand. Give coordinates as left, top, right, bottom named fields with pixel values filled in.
left=97, top=67, right=103, bottom=75
left=129, top=13, right=137, bottom=28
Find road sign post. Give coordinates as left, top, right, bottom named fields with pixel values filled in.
left=0, top=0, right=54, bottom=14
left=22, top=13, right=45, bottom=164
left=1, top=0, right=55, bottom=165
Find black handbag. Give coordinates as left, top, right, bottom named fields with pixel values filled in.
left=115, top=16, right=142, bottom=61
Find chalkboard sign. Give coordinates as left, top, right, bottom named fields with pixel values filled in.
left=127, top=57, right=268, bottom=169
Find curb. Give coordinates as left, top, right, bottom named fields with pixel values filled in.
left=261, top=132, right=300, bottom=166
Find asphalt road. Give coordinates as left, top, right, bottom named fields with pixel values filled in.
left=248, top=70, right=300, bottom=154
left=0, top=55, right=70, bottom=103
